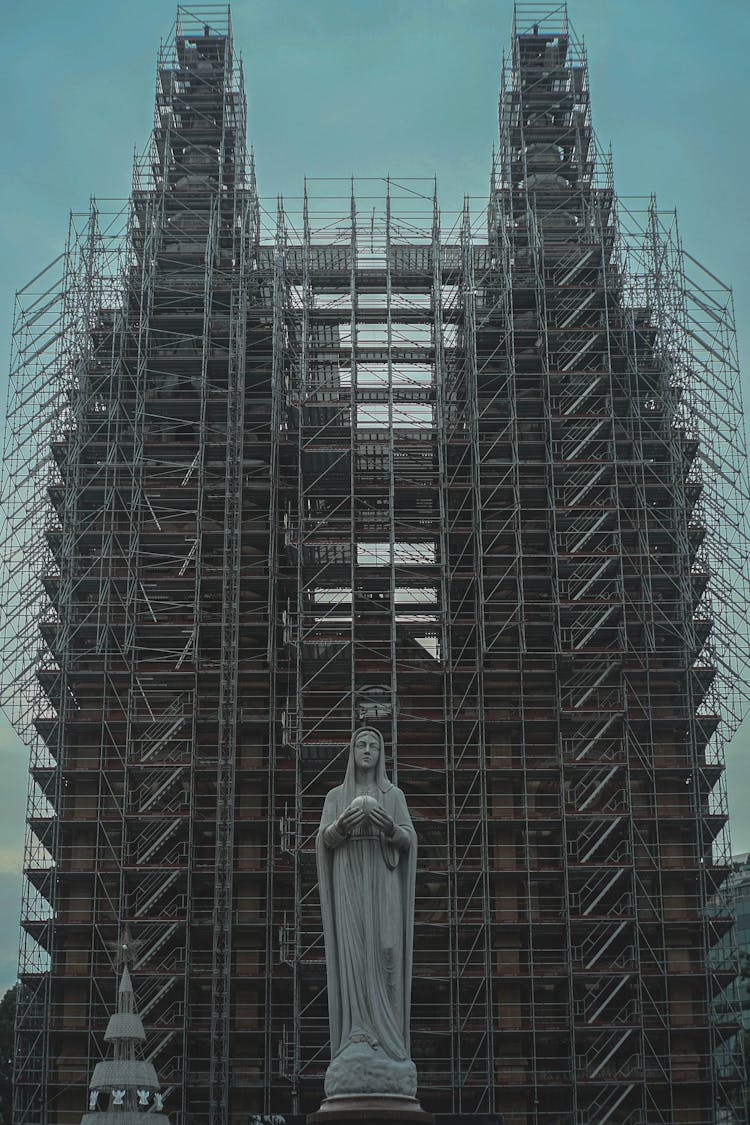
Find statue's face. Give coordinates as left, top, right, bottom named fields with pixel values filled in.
left=353, top=730, right=380, bottom=771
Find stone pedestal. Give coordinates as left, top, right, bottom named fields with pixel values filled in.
left=308, top=1093, right=434, bottom=1125
left=323, top=1042, right=418, bottom=1100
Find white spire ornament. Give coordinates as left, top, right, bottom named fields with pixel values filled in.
left=80, top=938, right=169, bottom=1125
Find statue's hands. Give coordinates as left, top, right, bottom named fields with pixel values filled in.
left=337, top=802, right=366, bottom=836
left=369, top=804, right=396, bottom=839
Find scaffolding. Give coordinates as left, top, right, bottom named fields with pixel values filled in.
left=2, top=4, right=750, bottom=1124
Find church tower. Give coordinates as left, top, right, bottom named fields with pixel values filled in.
left=3, top=4, right=747, bottom=1123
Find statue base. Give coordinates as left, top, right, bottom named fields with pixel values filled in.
left=324, top=1042, right=417, bottom=1100
left=309, top=1094, right=434, bottom=1124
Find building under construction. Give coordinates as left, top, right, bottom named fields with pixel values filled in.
left=3, top=4, right=750, bottom=1124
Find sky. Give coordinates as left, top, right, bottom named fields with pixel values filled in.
left=0, top=0, right=749, bottom=993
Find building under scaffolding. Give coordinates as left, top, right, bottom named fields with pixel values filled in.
left=3, top=4, right=750, bottom=1124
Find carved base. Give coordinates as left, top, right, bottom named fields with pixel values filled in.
left=308, top=1093, right=434, bottom=1124
left=324, top=1042, right=417, bottom=1099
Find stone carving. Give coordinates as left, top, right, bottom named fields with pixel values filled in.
left=316, top=728, right=418, bottom=1100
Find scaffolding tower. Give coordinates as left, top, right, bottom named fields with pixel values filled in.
left=2, top=4, right=749, bottom=1124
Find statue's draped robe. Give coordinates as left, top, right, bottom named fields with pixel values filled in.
left=317, top=783, right=417, bottom=1061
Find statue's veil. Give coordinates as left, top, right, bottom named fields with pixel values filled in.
left=340, top=727, right=392, bottom=805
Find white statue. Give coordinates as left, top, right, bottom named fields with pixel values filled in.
left=88, top=1090, right=99, bottom=1111
left=136, top=1089, right=150, bottom=1107
left=111, top=1089, right=126, bottom=1107
left=317, top=727, right=418, bottom=1100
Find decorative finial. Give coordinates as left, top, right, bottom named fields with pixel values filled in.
left=112, top=927, right=140, bottom=967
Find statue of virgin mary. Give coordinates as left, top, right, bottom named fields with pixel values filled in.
left=316, top=727, right=419, bottom=1102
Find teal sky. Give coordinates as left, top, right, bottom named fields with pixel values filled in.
left=1, top=0, right=749, bottom=992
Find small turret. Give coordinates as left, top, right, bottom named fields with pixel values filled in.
left=80, top=941, right=169, bottom=1125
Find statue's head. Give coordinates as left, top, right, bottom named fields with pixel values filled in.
left=344, top=727, right=390, bottom=796
left=352, top=728, right=382, bottom=771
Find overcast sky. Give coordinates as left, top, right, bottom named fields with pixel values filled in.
left=0, top=0, right=749, bottom=993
